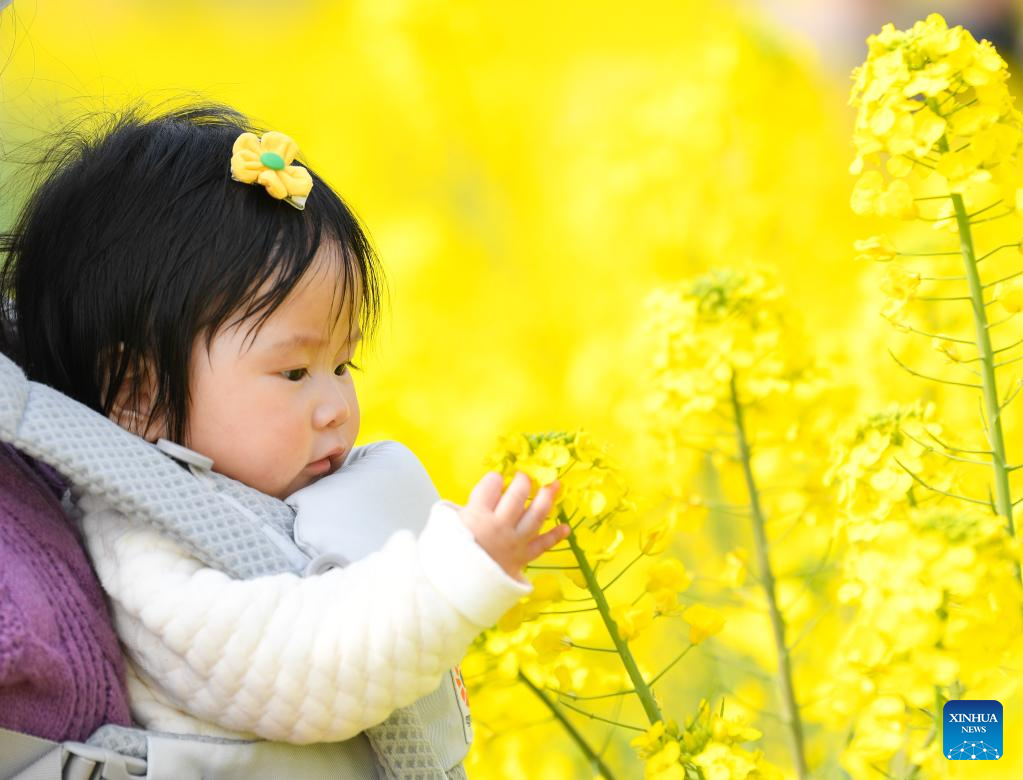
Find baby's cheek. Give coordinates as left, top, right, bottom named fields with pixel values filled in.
left=264, top=450, right=309, bottom=498
left=249, top=452, right=294, bottom=495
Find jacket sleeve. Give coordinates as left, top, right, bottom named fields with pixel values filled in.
left=79, top=495, right=529, bottom=744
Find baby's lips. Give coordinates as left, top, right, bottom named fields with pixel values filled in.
left=326, top=448, right=347, bottom=474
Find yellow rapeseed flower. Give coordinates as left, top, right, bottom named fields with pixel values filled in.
left=931, top=337, right=964, bottom=363
left=643, top=268, right=817, bottom=431
left=532, top=626, right=572, bottom=664
left=996, top=279, right=1023, bottom=313
left=630, top=721, right=668, bottom=759
left=852, top=235, right=897, bottom=262
left=879, top=264, right=920, bottom=301
left=644, top=740, right=685, bottom=780
left=610, top=602, right=656, bottom=641
left=638, top=516, right=676, bottom=555
left=692, top=742, right=764, bottom=780
left=645, top=558, right=693, bottom=595
left=529, top=573, right=564, bottom=604
left=710, top=714, right=762, bottom=743
left=850, top=13, right=1023, bottom=218
left=825, top=506, right=1022, bottom=777
left=682, top=604, right=726, bottom=644
left=825, top=402, right=948, bottom=526
left=487, top=431, right=630, bottom=530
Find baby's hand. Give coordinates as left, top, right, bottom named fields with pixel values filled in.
left=459, top=471, right=569, bottom=583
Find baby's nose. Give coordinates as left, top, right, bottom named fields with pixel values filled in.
left=313, top=388, right=350, bottom=429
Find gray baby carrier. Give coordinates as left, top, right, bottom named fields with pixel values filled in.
left=0, top=350, right=469, bottom=780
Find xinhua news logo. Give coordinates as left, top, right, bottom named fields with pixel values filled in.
left=943, top=699, right=1002, bottom=761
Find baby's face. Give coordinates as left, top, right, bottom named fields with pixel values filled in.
left=184, top=248, right=362, bottom=498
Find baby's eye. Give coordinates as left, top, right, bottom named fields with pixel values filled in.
left=335, top=361, right=360, bottom=376
left=282, top=368, right=308, bottom=382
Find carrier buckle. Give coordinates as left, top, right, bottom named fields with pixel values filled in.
left=62, top=741, right=147, bottom=780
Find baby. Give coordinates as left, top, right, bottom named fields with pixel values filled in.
left=0, top=105, right=568, bottom=751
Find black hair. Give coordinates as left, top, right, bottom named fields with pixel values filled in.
left=0, top=103, right=384, bottom=445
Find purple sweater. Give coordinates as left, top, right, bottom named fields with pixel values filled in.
left=0, top=443, right=131, bottom=741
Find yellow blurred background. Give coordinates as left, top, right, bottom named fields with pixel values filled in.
left=0, top=0, right=869, bottom=501
left=2, top=0, right=1015, bottom=494
left=4, top=1, right=1023, bottom=778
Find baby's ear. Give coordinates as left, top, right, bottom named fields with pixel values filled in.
left=108, top=350, right=167, bottom=442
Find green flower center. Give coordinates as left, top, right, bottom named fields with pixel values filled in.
left=260, top=151, right=286, bottom=171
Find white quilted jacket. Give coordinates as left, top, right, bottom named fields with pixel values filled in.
left=79, top=495, right=529, bottom=744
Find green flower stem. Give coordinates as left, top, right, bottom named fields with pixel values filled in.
left=562, top=516, right=665, bottom=726
left=928, top=107, right=1021, bottom=581
left=648, top=644, right=694, bottom=686
left=569, top=642, right=619, bottom=653
left=901, top=688, right=947, bottom=778
left=557, top=687, right=636, bottom=701
left=729, top=375, right=809, bottom=780
left=527, top=564, right=581, bottom=570
left=950, top=191, right=1021, bottom=582
left=518, top=671, right=619, bottom=780
left=602, top=552, right=647, bottom=591
left=925, top=686, right=944, bottom=748
left=557, top=699, right=647, bottom=731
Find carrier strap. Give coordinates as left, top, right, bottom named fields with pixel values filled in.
left=0, top=352, right=300, bottom=579
left=0, top=352, right=452, bottom=779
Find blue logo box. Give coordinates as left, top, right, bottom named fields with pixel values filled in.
left=944, top=700, right=1002, bottom=761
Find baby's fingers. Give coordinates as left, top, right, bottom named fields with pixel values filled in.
left=468, top=471, right=505, bottom=512
left=495, top=471, right=531, bottom=520
left=526, top=523, right=571, bottom=561
left=515, top=481, right=560, bottom=535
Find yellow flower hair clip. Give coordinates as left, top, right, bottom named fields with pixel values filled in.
left=230, top=131, right=313, bottom=210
